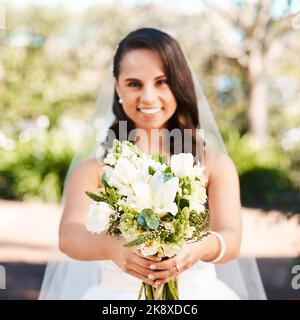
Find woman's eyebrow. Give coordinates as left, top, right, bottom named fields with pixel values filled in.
left=124, top=74, right=166, bottom=82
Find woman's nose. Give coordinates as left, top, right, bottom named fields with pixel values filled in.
left=140, top=84, right=157, bottom=105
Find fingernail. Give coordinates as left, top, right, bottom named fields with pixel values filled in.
left=150, top=264, right=156, bottom=270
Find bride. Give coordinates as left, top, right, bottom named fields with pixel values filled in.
left=40, top=28, right=266, bottom=300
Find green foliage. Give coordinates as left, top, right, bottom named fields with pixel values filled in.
left=169, top=207, right=190, bottom=243
left=123, top=230, right=159, bottom=248
left=189, top=209, right=211, bottom=239
left=179, top=198, right=189, bottom=210
left=0, top=130, right=74, bottom=203
left=137, top=209, right=160, bottom=230
left=225, top=130, right=299, bottom=211
left=85, top=191, right=106, bottom=203
left=0, top=3, right=298, bottom=214
left=151, top=153, right=168, bottom=164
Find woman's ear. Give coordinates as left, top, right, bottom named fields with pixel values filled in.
left=115, top=81, right=121, bottom=98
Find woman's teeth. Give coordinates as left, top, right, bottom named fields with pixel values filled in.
left=139, top=108, right=162, bottom=114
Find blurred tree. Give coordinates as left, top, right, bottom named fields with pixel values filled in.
left=202, top=0, right=299, bottom=144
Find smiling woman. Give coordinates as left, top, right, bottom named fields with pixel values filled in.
left=115, top=49, right=177, bottom=128
left=110, top=28, right=200, bottom=157
left=39, top=27, right=266, bottom=300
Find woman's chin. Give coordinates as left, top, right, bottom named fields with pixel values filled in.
left=135, top=122, right=165, bottom=131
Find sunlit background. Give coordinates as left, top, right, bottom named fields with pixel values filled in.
left=0, top=0, right=300, bottom=300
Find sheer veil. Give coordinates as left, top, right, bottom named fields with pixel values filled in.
left=39, top=27, right=266, bottom=300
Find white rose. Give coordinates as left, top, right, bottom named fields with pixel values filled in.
left=191, top=163, right=206, bottom=180
left=86, top=202, right=115, bottom=234
left=140, top=239, right=160, bottom=257
left=106, top=157, right=138, bottom=189
left=170, top=153, right=194, bottom=178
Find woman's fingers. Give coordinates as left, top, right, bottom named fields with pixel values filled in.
left=148, top=254, right=185, bottom=271
left=128, top=263, right=152, bottom=279
left=130, top=252, right=160, bottom=270
left=126, top=269, right=157, bottom=287
left=133, top=249, right=162, bottom=261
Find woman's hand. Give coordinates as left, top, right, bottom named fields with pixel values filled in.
left=108, top=237, right=162, bottom=287
left=146, top=241, right=205, bottom=286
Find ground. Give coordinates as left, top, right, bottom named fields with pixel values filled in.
left=0, top=200, right=299, bottom=300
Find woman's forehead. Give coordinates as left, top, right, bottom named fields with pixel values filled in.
left=119, top=49, right=165, bottom=79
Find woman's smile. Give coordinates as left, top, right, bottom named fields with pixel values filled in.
left=138, top=107, right=164, bottom=118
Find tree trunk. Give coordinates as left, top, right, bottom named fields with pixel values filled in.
left=247, top=46, right=268, bottom=144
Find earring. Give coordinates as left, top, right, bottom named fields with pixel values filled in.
left=119, top=97, right=123, bottom=104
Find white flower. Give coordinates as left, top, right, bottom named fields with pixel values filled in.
left=104, top=153, right=117, bottom=166
left=162, top=242, right=184, bottom=257
left=189, top=201, right=205, bottom=213
left=170, top=153, right=194, bottom=178
left=171, top=153, right=208, bottom=181
left=132, top=171, right=179, bottom=217
left=192, top=162, right=207, bottom=180
left=121, top=144, right=133, bottom=158
left=186, top=226, right=196, bottom=239
left=162, top=221, right=175, bottom=234
left=105, top=157, right=139, bottom=194
left=140, top=239, right=161, bottom=256
left=190, top=181, right=207, bottom=204
left=86, top=202, right=115, bottom=234
left=147, top=158, right=167, bottom=172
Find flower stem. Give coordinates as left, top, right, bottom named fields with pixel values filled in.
left=138, top=282, right=144, bottom=300
left=167, top=279, right=179, bottom=300
left=144, top=283, right=154, bottom=300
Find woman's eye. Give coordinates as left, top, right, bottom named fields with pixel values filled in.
left=157, top=79, right=168, bottom=85
left=128, top=82, right=140, bottom=87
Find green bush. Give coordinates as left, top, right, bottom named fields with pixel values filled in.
left=224, top=130, right=299, bottom=212
left=0, top=130, right=75, bottom=203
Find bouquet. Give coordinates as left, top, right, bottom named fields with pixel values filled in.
left=85, top=139, right=210, bottom=300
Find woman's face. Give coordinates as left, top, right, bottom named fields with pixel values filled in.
left=115, top=49, right=177, bottom=131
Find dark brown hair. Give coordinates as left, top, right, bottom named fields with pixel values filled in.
left=109, top=27, right=202, bottom=157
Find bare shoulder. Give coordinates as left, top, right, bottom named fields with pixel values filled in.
left=204, top=149, right=238, bottom=182
left=69, top=158, right=105, bottom=188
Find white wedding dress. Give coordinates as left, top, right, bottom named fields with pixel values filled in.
left=80, top=259, right=240, bottom=300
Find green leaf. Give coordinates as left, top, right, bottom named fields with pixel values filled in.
left=148, top=166, right=156, bottom=175
left=85, top=191, right=105, bottom=202
left=137, top=213, right=147, bottom=227
left=145, top=215, right=160, bottom=230
left=165, top=166, right=172, bottom=174
left=137, top=208, right=160, bottom=230
left=101, top=173, right=109, bottom=188
left=123, top=231, right=159, bottom=247
left=162, top=172, right=173, bottom=182
left=179, top=198, right=189, bottom=210
left=160, top=154, right=168, bottom=164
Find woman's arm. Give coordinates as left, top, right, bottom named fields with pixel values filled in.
left=58, top=159, right=113, bottom=260
left=59, top=159, right=161, bottom=286
left=202, top=151, right=242, bottom=263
